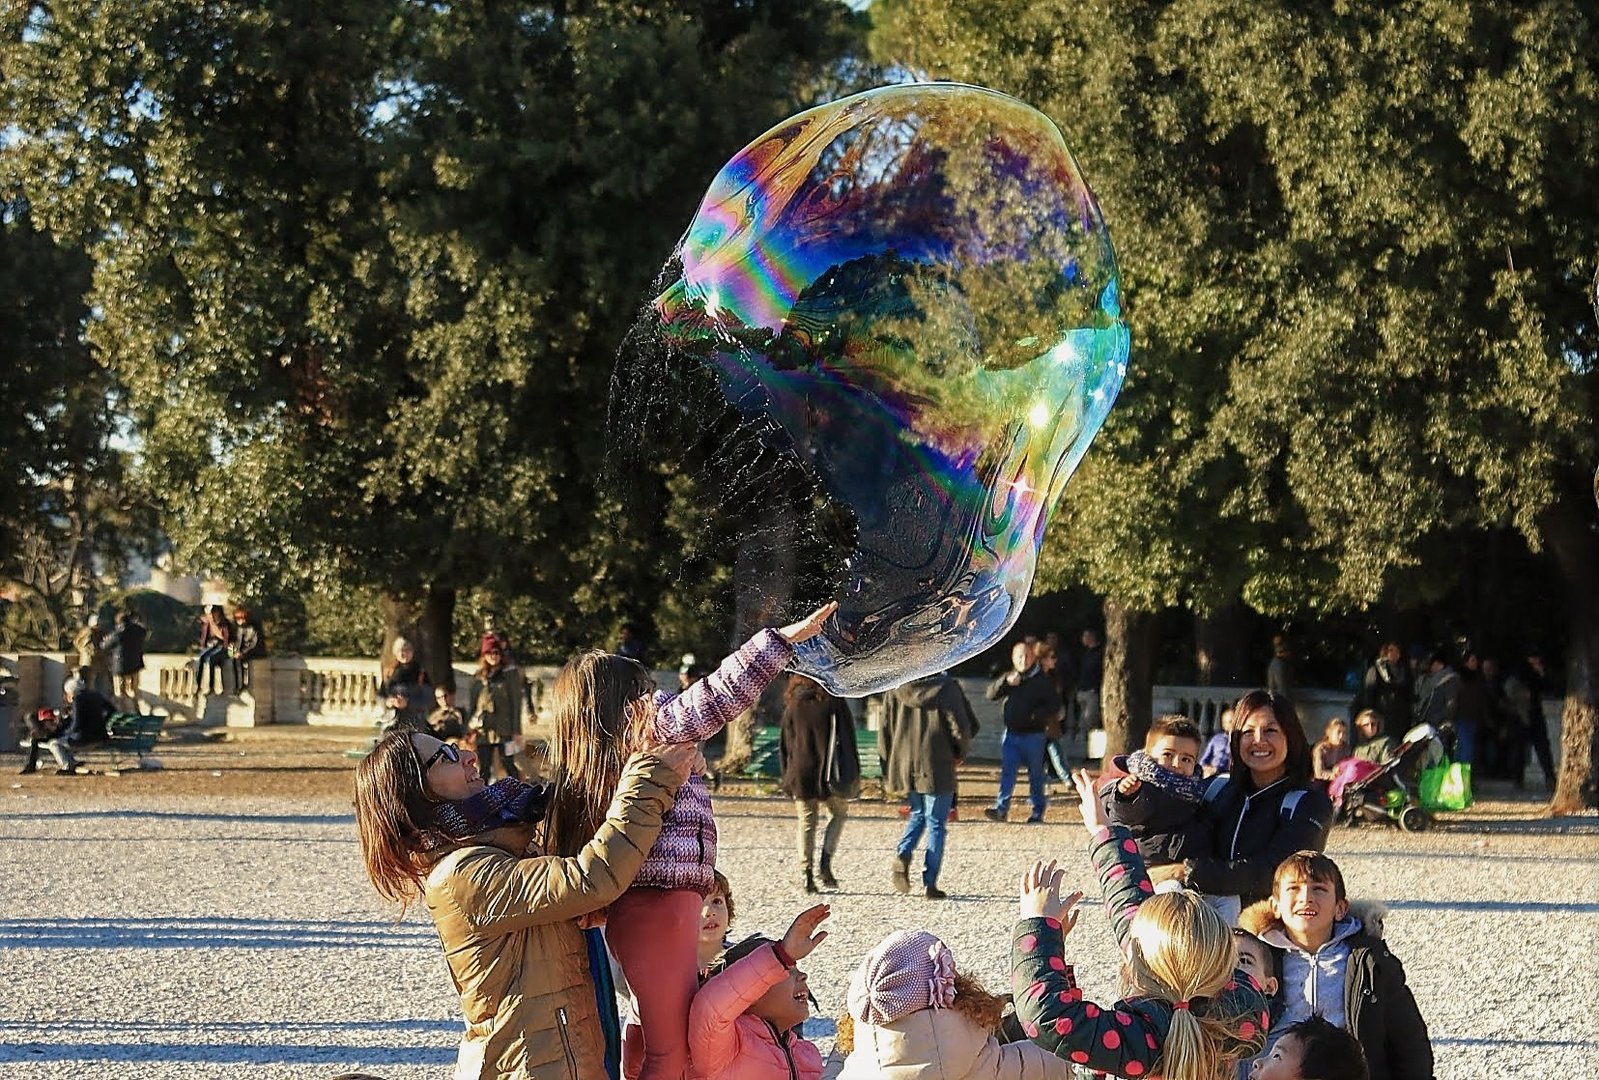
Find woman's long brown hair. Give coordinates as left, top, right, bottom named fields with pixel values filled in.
left=353, top=729, right=442, bottom=909
left=543, top=650, right=655, bottom=857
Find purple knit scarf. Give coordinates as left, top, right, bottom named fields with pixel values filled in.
left=1125, top=750, right=1209, bottom=803
left=420, top=778, right=549, bottom=850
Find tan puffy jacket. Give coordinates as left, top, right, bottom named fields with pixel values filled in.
left=837, top=1008, right=1072, bottom=1080
left=424, top=754, right=683, bottom=1080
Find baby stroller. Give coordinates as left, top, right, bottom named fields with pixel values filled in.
left=1330, top=723, right=1442, bottom=832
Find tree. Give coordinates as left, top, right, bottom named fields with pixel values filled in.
left=870, top=1, right=1599, bottom=809
left=869, top=0, right=1287, bottom=754
left=2, top=1, right=864, bottom=679
left=0, top=196, right=149, bottom=647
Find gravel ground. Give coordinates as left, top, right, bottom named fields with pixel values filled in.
left=3, top=729, right=1597, bottom=1079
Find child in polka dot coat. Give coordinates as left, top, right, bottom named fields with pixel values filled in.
left=1010, top=769, right=1271, bottom=1080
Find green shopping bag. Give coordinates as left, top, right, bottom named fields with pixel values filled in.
left=1419, top=760, right=1473, bottom=811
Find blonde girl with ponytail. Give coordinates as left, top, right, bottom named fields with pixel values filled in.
left=1009, top=770, right=1270, bottom=1079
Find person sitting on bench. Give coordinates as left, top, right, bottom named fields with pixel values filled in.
left=21, top=674, right=113, bottom=775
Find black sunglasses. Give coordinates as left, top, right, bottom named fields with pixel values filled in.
left=418, top=741, right=460, bottom=773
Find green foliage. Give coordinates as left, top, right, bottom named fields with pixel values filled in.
left=873, top=0, right=1597, bottom=619
left=0, top=196, right=154, bottom=647
left=1, top=0, right=864, bottom=655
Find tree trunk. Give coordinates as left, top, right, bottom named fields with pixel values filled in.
left=380, top=584, right=457, bottom=694
left=1540, top=486, right=1599, bottom=814
left=718, top=500, right=797, bottom=772
left=1102, top=598, right=1156, bottom=758
left=1194, top=602, right=1251, bottom=687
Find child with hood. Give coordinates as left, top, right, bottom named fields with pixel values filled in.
left=836, top=928, right=1070, bottom=1079
left=1240, top=852, right=1430, bottom=1080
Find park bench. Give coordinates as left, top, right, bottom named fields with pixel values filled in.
left=78, top=712, right=167, bottom=772
left=740, top=726, right=884, bottom=780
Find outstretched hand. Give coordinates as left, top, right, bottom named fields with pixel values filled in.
left=1018, top=859, right=1082, bottom=933
left=781, top=903, right=831, bottom=962
left=1072, top=768, right=1109, bottom=835
left=778, top=602, right=838, bottom=645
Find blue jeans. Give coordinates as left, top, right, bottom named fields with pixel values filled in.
left=897, top=789, right=954, bottom=888
left=1453, top=719, right=1475, bottom=765
left=994, top=730, right=1048, bottom=819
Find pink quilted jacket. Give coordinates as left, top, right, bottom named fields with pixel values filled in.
left=635, top=628, right=793, bottom=893
left=688, top=945, right=824, bottom=1080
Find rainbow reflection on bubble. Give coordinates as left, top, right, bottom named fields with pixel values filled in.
left=654, top=83, right=1129, bottom=695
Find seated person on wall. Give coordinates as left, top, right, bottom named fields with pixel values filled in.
left=1350, top=710, right=1394, bottom=764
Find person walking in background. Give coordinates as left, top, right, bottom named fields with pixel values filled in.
left=380, top=636, right=431, bottom=730
left=469, top=640, right=523, bottom=781
left=882, top=670, right=976, bottom=900
left=1362, top=641, right=1413, bottom=742
left=983, top=639, right=1062, bottom=824
left=1452, top=650, right=1493, bottom=767
left=1413, top=647, right=1461, bottom=752
left=194, top=604, right=232, bottom=696
left=228, top=607, right=266, bottom=692
left=1035, top=641, right=1072, bottom=784
left=1503, top=648, right=1557, bottom=791
left=427, top=684, right=467, bottom=743
left=1267, top=633, right=1297, bottom=703
left=73, top=614, right=111, bottom=695
left=617, top=621, right=648, bottom=665
left=778, top=673, right=860, bottom=893
left=1200, top=705, right=1235, bottom=777
left=102, top=607, right=147, bottom=714
left=1074, top=627, right=1103, bottom=734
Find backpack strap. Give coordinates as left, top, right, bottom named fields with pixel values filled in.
left=1280, top=789, right=1306, bottom=820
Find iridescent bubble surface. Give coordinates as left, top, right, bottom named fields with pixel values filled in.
left=653, top=83, right=1129, bottom=695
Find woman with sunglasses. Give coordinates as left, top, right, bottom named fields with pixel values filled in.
left=354, top=728, right=701, bottom=1080
left=1146, top=689, right=1333, bottom=914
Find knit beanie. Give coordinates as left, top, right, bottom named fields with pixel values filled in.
left=847, top=930, right=957, bottom=1026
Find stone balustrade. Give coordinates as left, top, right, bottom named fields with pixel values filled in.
left=0, top=652, right=1561, bottom=764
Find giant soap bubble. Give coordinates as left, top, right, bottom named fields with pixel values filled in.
left=641, top=83, right=1128, bottom=695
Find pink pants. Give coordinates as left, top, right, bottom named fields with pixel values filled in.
left=609, top=885, right=702, bottom=1080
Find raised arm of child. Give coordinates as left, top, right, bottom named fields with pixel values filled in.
left=1008, top=771, right=1180, bottom=1076
left=652, top=603, right=836, bottom=744
left=688, top=904, right=829, bottom=1071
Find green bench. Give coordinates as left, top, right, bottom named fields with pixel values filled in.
left=741, top=727, right=884, bottom=780
left=97, top=712, right=167, bottom=770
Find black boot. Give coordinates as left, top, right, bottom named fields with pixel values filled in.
left=802, top=865, right=818, bottom=893
left=891, top=854, right=911, bottom=894
left=818, top=853, right=839, bottom=890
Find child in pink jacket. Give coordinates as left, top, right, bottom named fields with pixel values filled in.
left=546, top=602, right=836, bottom=1080
left=687, top=903, right=830, bottom=1080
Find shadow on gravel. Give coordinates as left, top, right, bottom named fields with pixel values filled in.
left=0, top=916, right=435, bottom=949
left=1385, top=899, right=1599, bottom=914
left=0, top=1044, right=456, bottom=1066
left=1432, top=815, right=1599, bottom=835
left=0, top=809, right=353, bottom=825
left=1435, top=1036, right=1599, bottom=1050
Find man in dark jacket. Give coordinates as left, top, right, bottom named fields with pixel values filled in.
left=881, top=672, right=977, bottom=899
left=1362, top=641, right=1413, bottom=742
left=983, top=640, right=1062, bottom=824
left=102, top=608, right=147, bottom=714
left=1503, top=649, right=1556, bottom=791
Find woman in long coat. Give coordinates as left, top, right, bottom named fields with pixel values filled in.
left=779, top=673, right=860, bottom=893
